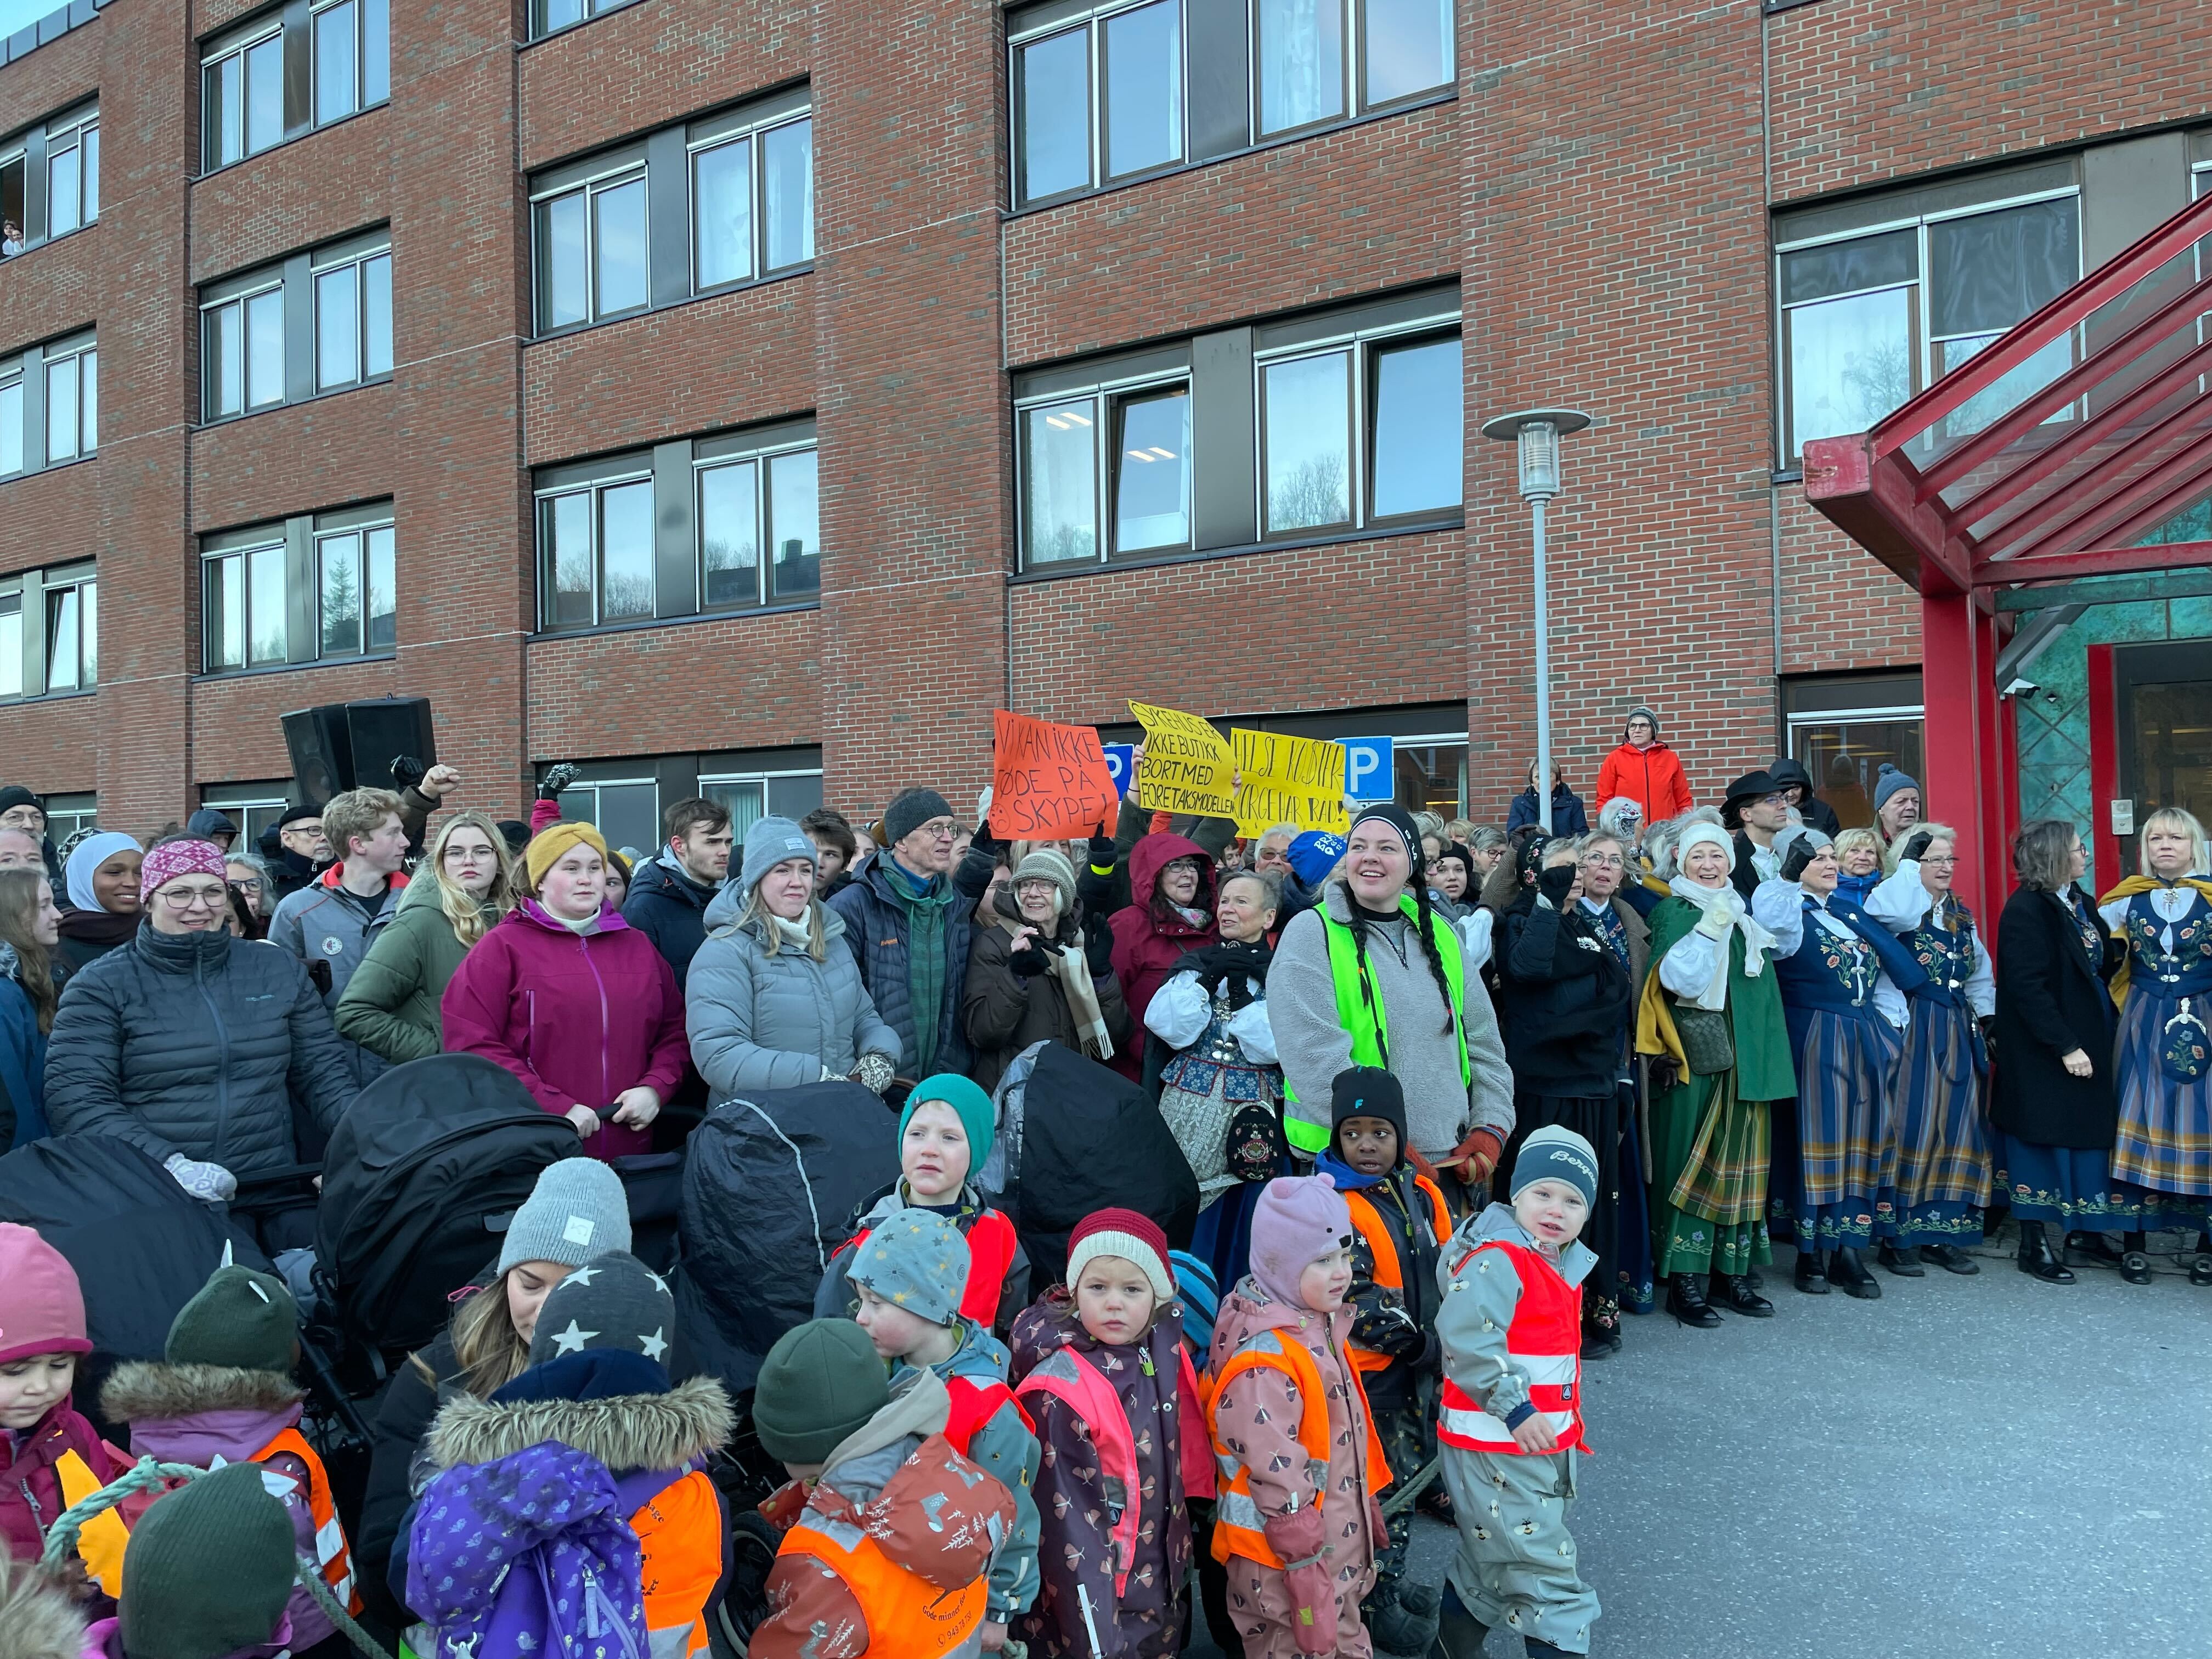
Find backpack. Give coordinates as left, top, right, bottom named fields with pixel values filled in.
left=314, top=1054, right=583, bottom=1354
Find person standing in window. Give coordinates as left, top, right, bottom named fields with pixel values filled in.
left=621, top=797, right=733, bottom=994
left=0, top=868, right=60, bottom=1149
left=267, top=787, right=413, bottom=1090
left=1, top=220, right=22, bottom=256
left=1595, top=706, right=1694, bottom=823
left=54, top=831, right=142, bottom=979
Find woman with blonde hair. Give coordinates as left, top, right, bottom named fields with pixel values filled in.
left=685, top=815, right=902, bottom=1098
left=337, top=811, right=519, bottom=1066
left=1832, top=827, right=1886, bottom=904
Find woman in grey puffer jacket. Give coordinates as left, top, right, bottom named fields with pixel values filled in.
left=685, top=817, right=902, bottom=1099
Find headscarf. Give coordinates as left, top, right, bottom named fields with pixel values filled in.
left=1666, top=823, right=1779, bottom=1006
left=138, top=839, right=228, bottom=902
left=523, top=820, right=610, bottom=887
left=65, top=832, right=141, bottom=912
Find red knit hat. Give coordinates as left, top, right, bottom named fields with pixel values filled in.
left=1065, top=1208, right=1175, bottom=1303
left=0, top=1223, right=92, bottom=1365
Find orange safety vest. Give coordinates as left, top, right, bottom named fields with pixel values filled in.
left=633, top=1468, right=723, bottom=1657
left=1342, top=1174, right=1453, bottom=1377
left=1204, top=1327, right=1389, bottom=1567
left=52, top=1449, right=136, bottom=1597
left=1436, top=1238, right=1589, bottom=1456
left=778, top=1514, right=990, bottom=1658
left=847, top=1207, right=1019, bottom=1325
left=254, top=1428, right=362, bottom=1615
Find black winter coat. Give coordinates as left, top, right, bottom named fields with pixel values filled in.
left=358, top=1328, right=465, bottom=1628
left=620, top=853, right=720, bottom=992
left=44, top=923, right=357, bottom=1175
left=961, top=893, right=1131, bottom=1092
left=1493, top=893, right=1633, bottom=1097
left=826, top=853, right=983, bottom=1077
left=1990, top=883, right=2123, bottom=1149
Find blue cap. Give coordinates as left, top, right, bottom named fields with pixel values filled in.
left=1287, top=831, right=1347, bottom=888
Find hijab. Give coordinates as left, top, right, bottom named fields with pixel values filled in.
left=65, top=832, right=141, bottom=912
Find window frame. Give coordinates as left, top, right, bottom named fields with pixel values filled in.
left=40, top=105, right=98, bottom=240
left=201, top=21, right=289, bottom=172
left=311, top=236, right=394, bottom=392
left=685, top=103, right=816, bottom=296
left=534, top=464, right=657, bottom=632
left=1010, top=0, right=1189, bottom=208
left=40, top=335, right=96, bottom=462
left=201, top=273, right=288, bottom=421
left=1014, top=363, right=1194, bottom=568
left=531, top=159, right=651, bottom=335
left=41, top=567, right=96, bottom=692
left=198, top=501, right=399, bottom=675
left=693, top=429, right=823, bottom=612
left=0, top=359, right=22, bottom=479
left=529, top=0, right=644, bottom=43
left=309, top=0, right=391, bottom=126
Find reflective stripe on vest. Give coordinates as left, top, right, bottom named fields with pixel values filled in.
left=633, top=1468, right=722, bottom=1657
left=1437, top=1239, right=1588, bottom=1455
left=251, top=1428, right=362, bottom=1614
left=1343, top=1175, right=1453, bottom=1376
left=1203, top=1327, right=1390, bottom=1567
left=848, top=1206, right=1018, bottom=1325
left=52, top=1449, right=133, bottom=1596
left=944, top=1374, right=1035, bottom=1459
left=780, top=1517, right=989, bottom=1658
left=1282, top=897, right=1472, bottom=1155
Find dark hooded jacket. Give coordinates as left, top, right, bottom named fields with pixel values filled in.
left=1768, top=757, right=1840, bottom=836
left=962, top=883, right=1131, bottom=1092
left=1107, top=834, right=1218, bottom=1081
left=620, top=851, right=721, bottom=993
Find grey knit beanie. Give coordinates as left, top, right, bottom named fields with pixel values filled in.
left=1510, top=1124, right=1601, bottom=1211
left=1008, top=848, right=1076, bottom=916
left=742, top=815, right=817, bottom=894
left=848, top=1209, right=972, bottom=1329
left=498, top=1157, right=633, bottom=1275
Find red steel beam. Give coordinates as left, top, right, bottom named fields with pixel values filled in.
left=2005, top=422, right=2212, bottom=566
left=1971, top=392, right=2212, bottom=561
left=1973, top=538, right=2212, bottom=586
left=1802, top=432, right=1973, bottom=594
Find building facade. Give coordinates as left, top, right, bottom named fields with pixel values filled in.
left=2, top=0, right=2208, bottom=865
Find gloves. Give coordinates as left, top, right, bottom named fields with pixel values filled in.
left=1008, top=936, right=1051, bottom=978
left=1261, top=1508, right=1335, bottom=1656
left=852, top=1052, right=898, bottom=1094
left=306, top=958, right=334, bottom=997
left=1443, top=1127, right=1503, bottom=1187
left=165, top=1154, right=238, bottom=1203
left=1899, top=828, right=1936, bottom=864
left=1780, top=838, right=1819, bottom=883
left=1536, top=863, right=1576, bottom=906
left=1084, top=919, right=1116, bottom=978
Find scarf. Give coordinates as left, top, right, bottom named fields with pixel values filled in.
left=1666, top=874, right=1778, bottom=1008
left=996, top=900, right=1114, bottom=1063
left=57, top=905, right=139, bottom=951
left=883, top=855, right=955, bottom=1075
left=2099, top=873, right=2212, bottom=1005
left=771, top=912, right=814, bottom=951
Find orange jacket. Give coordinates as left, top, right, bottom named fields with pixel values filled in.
left=1596, top=741, right=1692, bottom=822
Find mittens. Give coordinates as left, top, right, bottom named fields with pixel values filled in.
left=165, top=1154, right=238, bottom=1202
left=1261, top=1508, right=1336, bottom=1656
left=1779, top=838, right=1819, bottom=883
left=1536, top=862, right=1577, bottom=906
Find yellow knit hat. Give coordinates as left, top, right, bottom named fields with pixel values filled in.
left=524, top=820, right=611, bottom=887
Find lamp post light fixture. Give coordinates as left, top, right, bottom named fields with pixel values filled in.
left=1479, top=408, right=1592, bottom=834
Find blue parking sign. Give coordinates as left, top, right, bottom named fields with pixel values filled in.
left=1341, top=736, right=1392, bottom=803
left=1102, top=742, right=1136, bottom=797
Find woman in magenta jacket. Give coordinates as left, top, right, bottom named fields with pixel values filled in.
left=440, top=821, right=687, bottom=1159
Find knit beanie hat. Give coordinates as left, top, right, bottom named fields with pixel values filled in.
left=499, top=1156, right=634, bottom=1275
left=1509, top=1125, right=1601, bottom=1212
left=741, top=815, right=817, bottom=894
left=165, top=1265, right=297, bottom=1374
left=754, top=1318, right=891, bottom=1466
left=1329, top=1066, right=1407, bottom=1164
left=1065, top=1208, right=1175, bottom=1304
left=1248, top=1174, right=1354, bottom=1306
left=1771, top=823, right=1833, bottom=871
left=138, top=839, right=227, bottom=904
left=1286, top=831, right=1346, bottom=888
left=900, top=1074, right=996, bottom=1172
left=1349, top=804, right=1423, bottom=870
left=1008, top=848, right=1076, bottom=917
left=527, top=1251, right=673, bottom=1367
left=849, top=1210, right=972, bottom=1328
left=882, top=788, right=953, bottom=849
left=0, top=1223, right=91, bottom=1365
left=523, top=820, right=610, bottom=887
left=1872, top=764, right=1920, bottom=812
left=119, top=1461, right=297, bottom=1659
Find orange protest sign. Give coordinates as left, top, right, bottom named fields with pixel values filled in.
left=991, top=710, right=1120, bottom=838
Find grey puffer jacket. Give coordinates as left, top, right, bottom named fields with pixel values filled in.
left=44, top=923, right=358, bottom=1175
left=684, top=884, right=900, bottom=1099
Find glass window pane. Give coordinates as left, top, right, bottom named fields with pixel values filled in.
left=246, top=290, right=285, bottom=407
left=592, top=177, right=648, bottom=315
left=1370, top=335, right=1462, bottom=518
left=246, top=36, right=284, bottom=154
left=46, top=590, right=78, bottom=689
left=0, top=381, right=19, bottom=473
left=1023, top=399, right=1098, bottom=564
left=545, top=492, right=594, bottom=627
left=0, top=606, right=20, bottom=698
left=698, top=460, right=760, bottom=606
left=319, top=531, right=363, bottom=656
left=1113, top=387, right=1190, bottom=551
left=1929, top=199, right=2079, bottom=338
left=539, top=192, right=588, bottom=329
left=211, top=304, right=242, bottom=417
left=1363, top=0, right=1451, bottom=106
left=1263, top=352, right=1352, bottom=533
left=366, top=526, right=396, bottom=649
left=1018, top=30, right=1091, bottom=202
left=1257, top=0, right=1345, bottom=136
left=1103, top=1, right=1181, bottom=180
left=1786, top=285, right=1914, bottom=457
left=364, top=253, right=392, bottom=375
left=206, top=556, right=244, bottom=670
left=541, top=0, right=584, bottom=32
left=46, top=357, right=78, bottom=461
left=211, top=57, right=242, bottom=167
left=594, top=782, right=658, bottom=861
left=599, top=479, right=656, bottom=619
left=1791, top=718, right=1924, bottom=832
left=317, top=263, right=360, bottom=389
left=1933, top=331, right=2076, bottom=445
left=703, top=780, right=766, bottom=842
left=693, top=137, right=754, bottom=289
left=1779, top=228, right=1918, bottom=307
left=47, top=144, right=79, bottom=236
left=81, top=352, right=95, bottom=450
left=80, top=583, right=94, bottom=685
left=81, top=125, right=97, bottom=219
left=761, top=120, right=813, bottom=271
left=316, top=1, right=359, bottom=123
left=766, top=449, right=820, bottom=598
left=362, top=0, right=389, bottom=104
left=248, top=546, right=289, bottom=665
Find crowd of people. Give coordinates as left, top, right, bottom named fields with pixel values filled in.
left=1, top=696, right=2209, bottom=1659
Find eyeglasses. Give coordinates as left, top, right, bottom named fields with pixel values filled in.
left=228, top=877, right=264, bottom=895
left=157, top=884, right=229, bottom=911
left=913, top=820, right=957, bottom=840
left=1758, top=793, right=1792, bottom=808
left=280, top=823, right=324, bottom=839
left=1581, top=854, right=1626, bottom=870
left=1922, top=854, right=1959, bottom=866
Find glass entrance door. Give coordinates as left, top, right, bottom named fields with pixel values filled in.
left=2116, top=642, right=2212, bottom=873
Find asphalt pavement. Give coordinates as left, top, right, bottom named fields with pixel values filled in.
left=1190, top=1229, right=2212, bottom=1658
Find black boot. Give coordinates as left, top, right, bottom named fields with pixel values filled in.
left=1878, top=1241, right=1926, bottom=1277
left=1667, top=1271, right=1721, bottom=1328
left=1368, top=1578, right=1440, bottom=1655
left=2016, top=1221, right=2075, bottom=1283
left=2067, top=1229, right=2125, bottom=1267
left=1826, top=1246, right=1882, bottom=1299
left=1431, top=1585, right=1490, bottom=1658
left=1793, top=1248, right=1830, bottom=1295
left=2121, top=1229, right=2154, bottom=1285
left=1709, top=1271, right=1774, bottom=1317
left=2192, top=1233, right=2212, bottom=1286
left=1923, top=1242, right=1980, bottom=1275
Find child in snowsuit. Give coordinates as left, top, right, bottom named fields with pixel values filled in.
left=1318, top=1066, right=1452, bottom=1655
left=1207, top=1174, right=1390, bottom=1659
left=816, top=1073, right=1030, bottom=1330
left=83, top=1459, right=307, bottom=1659
left=1007, top=1209, right=1212, bottom=1659
left=0, top=1224, right=131, bottom=1588
left=102, top=1261, right=359, bottom=1655
left=404, top=1252, right=733, bottom=1659
left=751, top=1317, right=1014, bottom=1659
left=848, top=1209, right=1042, bottom=1647
left=1432, top=1125, right=1604, bottom=1657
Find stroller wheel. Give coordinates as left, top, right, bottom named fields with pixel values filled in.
left=710, top=1509, right=783, bottom=1656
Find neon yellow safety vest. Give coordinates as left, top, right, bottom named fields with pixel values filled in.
left=1283, top=894, right=1472, bottom=1154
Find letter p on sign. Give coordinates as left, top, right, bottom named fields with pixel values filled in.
left=1342, top=736, right=1392, bottom=803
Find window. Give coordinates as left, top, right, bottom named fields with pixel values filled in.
left=43, top=573, right=95, bottom=691
left=202, top=232, right=393, bottom=421
left=1259, top=328, right=1458, bottom=536
left=0, top=591, right=18, bottom=698
left=699, top=770, right=825, bottom=840
left=315, top=240, right=393, bottom=390
left=203, top=279, right=286, bottom=419
left=200, top=788, right=294, bottom=850
left=204, top=24, right=287, bottom=169
left=532, top=0, right=641, bottom=40
left=204, top=3, right=388, bottom=171
left=698, top=436, right=820, bottom=610
left=1020, top=371, right=1190, bottom=562
left=1785, top=676, right=1925, bottom=831
left=43, top=108, right=97, bottom=238
left=0, top=566, right=99, bottom=698
left=534, top=163, right=648, bottom=331
left=691, top=107, right=816, bottom=290
left=43, top=794, right=96, bottom=841
left=552, top=775, right=661, bottom=860
left=0, top=334, right=99, bottom=478
left=538, top=470, right=656, bottom=629
left=43, top=337, right=95, bottom=461
left=201, top=504, right=398, bottom=673
left=0, top=105, right=99, bottom=252
left=0, top=363, right=20, bottom=476
left=313, top=0, right=390, bottom=125
left=1009, top=0, right=1449, bottom=206
left=1778, top=191, right=2081, bottom=459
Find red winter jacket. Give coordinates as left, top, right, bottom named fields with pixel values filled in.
left=439, top=900, right=689, bottom=1159
left=1107, top=833, right=1218, bottom=1080
left=1, top=1394, right=129, bottom=1568
left=1595, top=741, right=1693, bottom=822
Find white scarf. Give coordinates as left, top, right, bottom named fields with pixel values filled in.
left=1667, top=872, right=1779, bottom=1008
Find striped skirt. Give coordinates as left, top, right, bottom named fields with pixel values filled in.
left=2111, top=988, right=2212, bottom=1199
left=1894, top=998, right=1991, bottom=1209
left=1796, top=1009, right=1902, bottom=1207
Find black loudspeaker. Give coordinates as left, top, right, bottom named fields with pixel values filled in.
left=345, top=698, right=437, bottom=792
left=282, top=704, right=356, bottom=808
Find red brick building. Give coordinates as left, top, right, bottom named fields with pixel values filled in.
left=3, top=0, right=2208, bottom=866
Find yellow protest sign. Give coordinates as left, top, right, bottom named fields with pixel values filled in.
left=1127, top=701, right=1236, bottom=817
left=1231, top=729, right=1350, bottom=836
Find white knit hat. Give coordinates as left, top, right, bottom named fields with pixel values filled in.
left=1064, top=1208, right=1176, bottom=1304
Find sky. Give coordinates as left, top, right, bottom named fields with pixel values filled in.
left=0, top=0, right=64, bottom=41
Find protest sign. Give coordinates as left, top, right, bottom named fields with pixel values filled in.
left=992, top=710, right=1120, bottom=838
left=1127, top=701, right=1236, bottom=816
left=1231, top=728, right=1350, bottom=836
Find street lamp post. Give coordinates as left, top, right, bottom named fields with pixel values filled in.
left=1479, top=409, right=1592, bottom=835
